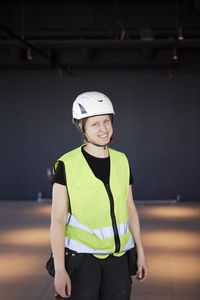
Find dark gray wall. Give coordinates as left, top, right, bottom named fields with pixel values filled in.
left=1, top=67, right=200, bottom=201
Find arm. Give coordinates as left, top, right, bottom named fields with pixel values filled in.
left=50, top=183, right=71, bottom=298
left=126, top=185, right=148, bottom=281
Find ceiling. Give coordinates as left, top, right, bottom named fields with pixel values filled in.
left=0, top=0, right=200, bottom=71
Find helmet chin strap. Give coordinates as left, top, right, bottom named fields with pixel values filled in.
left=87, top=140, right=109, bottom=149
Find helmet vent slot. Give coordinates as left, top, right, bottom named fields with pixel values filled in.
left=78, top=103, right=87, bottom=114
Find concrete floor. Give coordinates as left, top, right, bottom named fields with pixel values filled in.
left=0, top=201, right=199, bottom=300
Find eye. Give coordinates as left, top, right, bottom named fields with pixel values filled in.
left=92, top=123, right=97, bottom=126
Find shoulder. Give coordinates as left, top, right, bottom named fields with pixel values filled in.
left=57, top=146, right=82, bottom=162
left=53, top=146, right=82, bottom=173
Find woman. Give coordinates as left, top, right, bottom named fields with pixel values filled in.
left=50, top=91, right=148, bottom=300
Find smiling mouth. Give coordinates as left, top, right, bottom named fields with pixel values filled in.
left=98, top=134, right=108, bottom=138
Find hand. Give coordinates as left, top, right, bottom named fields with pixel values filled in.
left=54, top=270, right=71, bottom=298
left=135, top=255, right=148, bottom=282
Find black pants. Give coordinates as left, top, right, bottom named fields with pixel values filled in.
left=66, top=252, right=131, bottom=300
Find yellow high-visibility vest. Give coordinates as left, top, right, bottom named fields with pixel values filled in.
left=54, top=145, right=135, bottom=259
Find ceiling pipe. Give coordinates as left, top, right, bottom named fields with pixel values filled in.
left=1, top=38, right=200, bottom=49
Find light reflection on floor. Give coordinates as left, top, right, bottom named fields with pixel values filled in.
left=28, top=204, right=52, bottom=216
left=0, top=253, right=44, bottom=281
left=140, top=205, right=200, bottom=219
left=142, top=231, right=200, bottom=250
left=1, top=227, right=50, bottom=246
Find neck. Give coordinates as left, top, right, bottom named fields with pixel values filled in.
left=83, top=143, right=109, bottom=158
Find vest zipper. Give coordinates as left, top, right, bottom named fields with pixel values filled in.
left=104, top=183, right=120, bottom=253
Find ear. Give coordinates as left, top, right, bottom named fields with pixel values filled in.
left=78, top=121, right=83, bottom=132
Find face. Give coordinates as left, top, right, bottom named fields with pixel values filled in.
left=81, top=114, right=113, bottom=146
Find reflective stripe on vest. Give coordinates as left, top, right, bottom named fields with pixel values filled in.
left=67, top=212, right=131, bottom=240
left=65, top=235, right=134, bottom=254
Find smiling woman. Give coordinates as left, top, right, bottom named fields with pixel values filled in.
left=49, top=91, right=148, bottom=299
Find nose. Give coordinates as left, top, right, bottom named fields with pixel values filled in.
left=99, top=122, right=107, bottom=132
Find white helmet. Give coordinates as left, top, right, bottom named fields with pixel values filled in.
left=72, top=91, right=115, bottom=122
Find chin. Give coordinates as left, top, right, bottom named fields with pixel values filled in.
left=99, top=141, right=110, bottom=146
left=98, top=137, right=110, bottom=143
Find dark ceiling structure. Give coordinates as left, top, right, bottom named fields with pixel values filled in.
left=0, top=0, right=200, bottom=73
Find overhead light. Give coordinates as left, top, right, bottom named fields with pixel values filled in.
left=172, top=47, right=179, bottom=61
left=178, top=24, right=184, bottom=40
